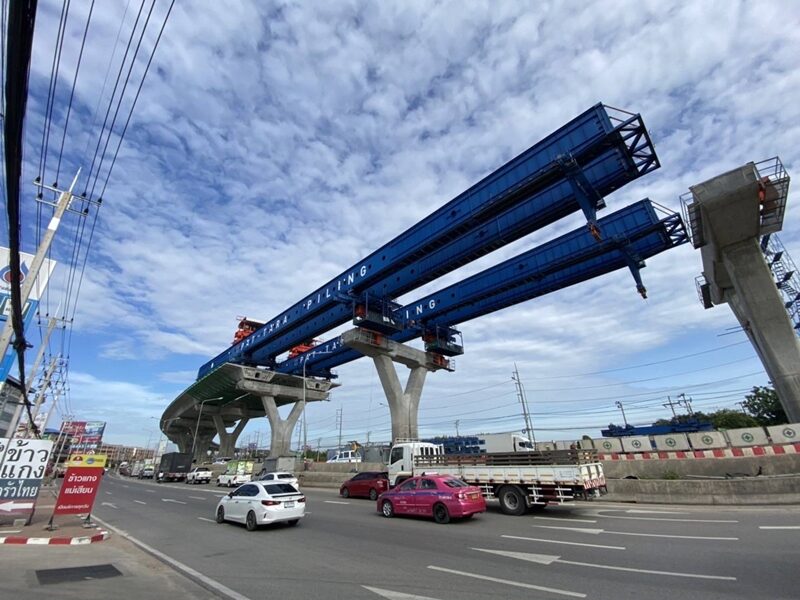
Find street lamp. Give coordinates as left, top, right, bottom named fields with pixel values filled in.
left=301, top=349, right=333, bottom=457
left=191, top=397, right=223, bottom=460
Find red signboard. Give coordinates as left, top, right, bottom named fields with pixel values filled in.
left=54, top=467, right=103, bottom=515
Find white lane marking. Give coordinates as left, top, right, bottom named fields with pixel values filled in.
left=427, top=566, right=585, bottom=598
left=592, top=514, right=737, bottom=523
left=471, top=548, right=736, bottom=581
left=759, top=526, right=800, bottom=530
left=363, top=585, right=442, bottom=599
left=533, top=525, right=737, bottom=540
left=626, top=509, right=688, bottom=514
left=121, top=485, right=130, bottom=489
left=93, top=516, right=252, bottom=600
left=533, top=526, right=603, bottom=535
left=606, top=530, right=738, bottom=541
left=145, top=490, right=155, bottom=493
left=198, top=517, right=216, bottom=523
left=502, top=534, right=625, bottom=550
left=324, top=500, right=350, bottom=505
left=105, top=491, right=112, bottom=495
left=189, top=496, right=207, bottom=500
left=161, top=499, right=187, bottom=505
left=100, top=502, right=118, bottom=509
left=534, top=516, right=597, bottom=524
left=134, top=500, right=146, bottom=505
left=0, top=529, right=22, bottom=534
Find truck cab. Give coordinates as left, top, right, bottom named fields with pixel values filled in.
left=387, top=440, right=444, bottom=487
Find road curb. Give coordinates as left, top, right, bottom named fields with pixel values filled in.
left=93, top=516, right=251, bottom=600
left=0, top=530, right=110, bottom=545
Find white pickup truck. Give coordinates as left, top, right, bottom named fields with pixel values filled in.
left=185, top=467, right=212, bottom=485
left=388, top=440, right=606, bottom=515
left=216, top=460, right=254, bottom=488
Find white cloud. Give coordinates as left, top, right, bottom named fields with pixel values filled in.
left=15, top=0, right=799, bottom=447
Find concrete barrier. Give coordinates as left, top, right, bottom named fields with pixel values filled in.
left=687, top=431, right=727, bottom=449
left=593, top=438, right=623, bottom=453
left=605, top=475, right=800, bottom=505
left=651, top=433, right=691, bottom=451
left=726, top=427, right=769, bottom=447
left=601, top=452, right=800, bottom=479
left=768, top=423, right=800, bottom=444
left=621, top=436, right=652, bottom=453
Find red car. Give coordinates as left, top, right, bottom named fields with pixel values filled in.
left=340, top=471, right=389, bottom=500
left=376, top=475, right=486, bottom=524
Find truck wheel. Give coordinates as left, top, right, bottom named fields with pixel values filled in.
left=216, top=507, right=225, bottom=524
left=433, top=503, right=450, bottom=524
left=381, top=500, right=394, bottom=518
left=498, top=486, right=527, bottom=516
left=369, top=488, right=378, bottom=501
left=245, top=511, right=258, bottom=531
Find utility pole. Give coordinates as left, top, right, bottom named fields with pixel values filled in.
left=663, top=395, right=681, bottom=418
left=5, top=316, right=61, bottom=436
left=677, top=393, right=694, bottom=416
left=454, top=420, right=460, bottom=436
left=28, top=356, right=60, bottom=425
left=0, top=172, right=81, bottom=371
left=512, top=364, right=535, bottom=446
left=336, top=407, right=343, bottom=451
left=615, top=401, right=629, bottom=427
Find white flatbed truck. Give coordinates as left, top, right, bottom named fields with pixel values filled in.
left=388, top=440, right=605, bottom=515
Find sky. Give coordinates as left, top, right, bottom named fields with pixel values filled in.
left=5, top=0, right=800, bottom=451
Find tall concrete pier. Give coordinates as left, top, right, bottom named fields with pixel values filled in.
left=684, top=158, right=799, bottom=421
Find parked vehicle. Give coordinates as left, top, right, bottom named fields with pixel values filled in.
left=156, top=452, right=193, bottom=483
left=377, top=474, right=485, bottom=524
left=217, top=460, right=255, bottom=487
left=340, top=471, right=389, bottom=500
left=186, top=467, right=213, bottom=484
left=255, top=471, right=298, bottom=487
left=423, top=432, right=535, bottom=454
left=326, top=450, right=362, bottom=463
left=388, top=440, right=606, bottom=515
left=215, top=481, right=305, bottom=531
left=138, top=465, right=155, bottom=479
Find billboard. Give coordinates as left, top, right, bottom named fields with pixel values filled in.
left=0, top=438, right=53, bottom=524
left=0, top=247, right=58, bottom=301
left=60, top=420, right=107, bottom=452
left=53, top=454, right=107, bottom=516
left=0, top=247, right=57, bottom=384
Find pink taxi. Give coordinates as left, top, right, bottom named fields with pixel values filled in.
left=376, top=474, right=485, bottom=524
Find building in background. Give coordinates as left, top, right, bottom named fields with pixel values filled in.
left=0, top=376, right=23, bottom=437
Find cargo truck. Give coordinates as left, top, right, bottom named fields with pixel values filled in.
left=423, top=432, right=534, bottom=454
left=156, top=452, right=192, bottom=483
left=388, top=440, right=605, bottom=515
left=216, top=460, right=255, bottom=487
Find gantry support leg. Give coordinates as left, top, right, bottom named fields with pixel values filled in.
left=212, top=415, right=250, bottom=457
left=261, top=396, right=305, bottom=458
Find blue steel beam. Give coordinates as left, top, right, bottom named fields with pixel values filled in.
left=280, top=200, right=687, bottom=377
left=199, top=105, right=659, bottom=378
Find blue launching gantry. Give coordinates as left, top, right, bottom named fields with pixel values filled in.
left=165, top=103, right=686, bottom=454
left=197, top=104, right=658, bottom=379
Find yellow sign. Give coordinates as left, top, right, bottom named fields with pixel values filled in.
left=66, top=454, right=107, bottom=468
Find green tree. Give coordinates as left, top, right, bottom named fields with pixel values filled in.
left=708, top=409, right=759, bottom=429
left=742, top=386, right=788, bottom=426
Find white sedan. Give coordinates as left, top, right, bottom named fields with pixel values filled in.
left=255, top=471, right=299, bottom=487
left=215, top=481, right=305, bottom=531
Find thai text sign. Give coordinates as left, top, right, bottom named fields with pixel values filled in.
left=61, top=420, right=106, bottom=451
left=54, top=459, right=106, bottom=515
left=0, top=438, right=53, bottom=522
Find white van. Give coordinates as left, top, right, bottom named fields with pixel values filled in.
left=326, top=450, right=362, bottom=463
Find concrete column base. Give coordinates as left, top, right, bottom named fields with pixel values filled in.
left=261, top=396, right=305, bottom=458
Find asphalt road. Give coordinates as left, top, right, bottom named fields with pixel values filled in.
left=94, top=474, right=799, bottom=600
